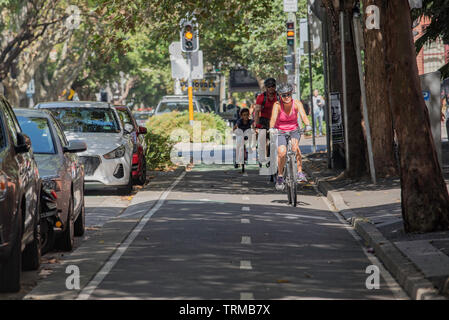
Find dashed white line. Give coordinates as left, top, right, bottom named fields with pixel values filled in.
left=242, top=206, right=250, bottom=212
left=241, top=218, right=250, bottom=224
left=240, top=260, right=253, bottom=270
left=241, top=236, right=252, bottom=245
left=240, top=292, right=254, bottom=300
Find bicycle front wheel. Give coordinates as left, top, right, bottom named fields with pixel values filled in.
left=289, top=155, right=297, bottom=207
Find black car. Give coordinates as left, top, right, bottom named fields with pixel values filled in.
left=14, top=109, right=87, bottom=253
left=0, top=95, right=41, bottom=293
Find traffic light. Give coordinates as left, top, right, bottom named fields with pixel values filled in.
left=180, top=20, right=199, bottom=52
left=286, top=21, right=295, bottom=46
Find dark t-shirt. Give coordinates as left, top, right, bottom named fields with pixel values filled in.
left=236, top=118, right=254, bottom=131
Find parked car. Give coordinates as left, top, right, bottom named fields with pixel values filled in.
left=114, top=106, right=148, bottom=186
left=155, top=95, right=204, bottom=116
left=35, top=101, right=134, bottom=195
left=14, top=108, right=87, bottom=252
left=134, top=111, right=154, bottom=127
left=0, top=95, right=41, bottom=293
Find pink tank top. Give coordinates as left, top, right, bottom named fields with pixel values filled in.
left=275, top=100, right=299, bottom=131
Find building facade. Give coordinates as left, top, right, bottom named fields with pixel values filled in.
left=414, top=16, right=449, bottom=75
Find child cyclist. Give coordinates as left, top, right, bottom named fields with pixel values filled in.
left=234, top=108, right=254, bottom=168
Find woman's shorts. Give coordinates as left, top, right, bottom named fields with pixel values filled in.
left=277, top=131, right=301, bottom=146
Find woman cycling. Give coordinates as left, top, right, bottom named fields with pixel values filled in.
left=269, top=83, right=311, bottom=190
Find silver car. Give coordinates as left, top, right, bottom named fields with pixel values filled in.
left=155, top=95, right=204, bottom=116
left=36, top=102, right=134, bottom=195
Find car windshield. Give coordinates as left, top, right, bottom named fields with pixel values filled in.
left=116, top=109, right=133, bottom=127
left=16, top=116, right=56, bottom=154
left=46, top=107, right=120, bottom=133
left=134, top=113, right=151, bottom=120
left=157, top=102, right=190, bottom=113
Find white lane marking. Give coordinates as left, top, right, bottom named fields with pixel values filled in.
left=240, top=260, right=253, bottom=270
left=77, top=171, right=187, bottom=300
left=243, top=172, right=248, bottom=177
left=242, top=181, right=248, bottom=184
left=242, top=206, right=250, bottom=212
left=241, top=236, right=252, bottom=245
left=241, top=218, right=250, bottom=224
left=318, top=188, right=409, bottom=300
left=240, top=292, right=254, bottom=300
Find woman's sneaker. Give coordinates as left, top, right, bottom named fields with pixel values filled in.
left=275, top=176, right=285, bottom=191
left=297, top=172, right=307, bottom=182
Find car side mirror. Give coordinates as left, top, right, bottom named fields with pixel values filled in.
left=138, top=126, right=147, bottom=135
left=64, top=140, right=87, bottom=153
left=15, top=133, right=31, bottom=154
left=124, top=123, right=134, bottom=134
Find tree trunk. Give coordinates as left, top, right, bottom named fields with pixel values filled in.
left=323, top=0, right=367, bottom=177
left=362, top=0, right=398, bottom=177
left=384, top=0, right=449, bottom=232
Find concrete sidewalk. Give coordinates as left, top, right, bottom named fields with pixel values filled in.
left=302, top=143, right=449, bottom=300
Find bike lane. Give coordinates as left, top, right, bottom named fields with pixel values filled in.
left=82, top=166, right=407, bottom=300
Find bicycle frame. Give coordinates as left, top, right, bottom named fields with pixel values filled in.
left=278, top=129, right=300, bottom=207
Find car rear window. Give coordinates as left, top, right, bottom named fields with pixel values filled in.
left=157, top=102, right=190, bottom=114
left=46, top=107, right=120, bottom=133
left=134, top=113, right=151, bottom=120
left=16, top=116, right=56, bottom=154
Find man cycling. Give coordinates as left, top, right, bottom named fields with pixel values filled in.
left=269, top=83, right=311, bottom=190
left=254, top=78, right=278, bottom=130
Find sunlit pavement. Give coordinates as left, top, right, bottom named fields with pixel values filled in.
left=84, top=164, right=407, bottom=300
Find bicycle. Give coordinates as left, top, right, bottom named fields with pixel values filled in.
left=275, top=129, right=302, bottom=207
left=257, top=128, right=276, bottom=182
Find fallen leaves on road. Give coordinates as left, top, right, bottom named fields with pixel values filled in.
left=277, top=279, right=290, bottom=283
left=304, top=272, right=313, bottom=278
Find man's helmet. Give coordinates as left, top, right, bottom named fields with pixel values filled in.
left=264, top=78, right=276, bottom=88
left=277, top=83, right=294, bottom=94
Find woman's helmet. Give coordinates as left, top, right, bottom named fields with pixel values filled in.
left=264, top=78, right=276, bottom=88
left=277, top=83, right=294, bottom=94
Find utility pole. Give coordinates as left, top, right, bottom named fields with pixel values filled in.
left=307, top=3, right=316, bottom=153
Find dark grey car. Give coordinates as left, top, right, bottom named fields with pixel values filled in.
left=14, top=109, right=87, bottom=252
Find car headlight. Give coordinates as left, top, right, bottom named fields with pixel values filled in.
left=0, top=171, right=7, bottom=200
left=103, top=145, right=126, bottom=159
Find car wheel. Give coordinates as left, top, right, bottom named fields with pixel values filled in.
left=74, top=198, right=85, bottom=237
left=0, top=213, right=22, bottom=293
left=120, top=170, right=133, bottom=195
left=22, top=211, right=41, bottom=271
left=40, top=219, right=55, bottom=255
left=57, top=196, right=74, bottom=251
left=137, top=157, right=147, bottom=186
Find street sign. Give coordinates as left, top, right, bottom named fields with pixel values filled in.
left=191, top=50, right=203, bottom=80
left=26, top=79, right=35, bottom=95
left=170, top=55, right=189, bottom=79
left=170, top=44, right=203, bottom=80
left=169, top=42, right=183, bottom=58
left=283, top=0, right=298, bottom=12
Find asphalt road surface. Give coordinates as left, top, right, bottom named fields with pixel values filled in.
left=80, top=165, right=407, bottom=300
